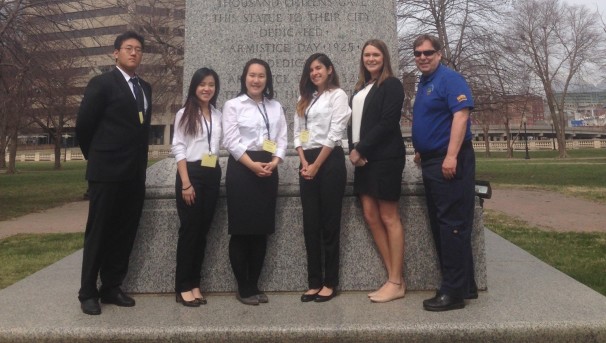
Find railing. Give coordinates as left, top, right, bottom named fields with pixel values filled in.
left=5, top=139, right=606, bottom=162
left=472, top=138, right=605, bottom=151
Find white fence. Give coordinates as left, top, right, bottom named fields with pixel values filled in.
left=5, top=139, right=606, bottom=162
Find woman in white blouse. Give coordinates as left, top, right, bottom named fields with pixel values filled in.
left=171, top=68, right=222, bottom=307
left=294, top=53, right=351, bottom=303
left=221, top=58, right=287, bottom=306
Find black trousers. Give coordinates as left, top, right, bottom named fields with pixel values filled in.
left=79, top=179, right=145, bottom=301
left=421, top=142, right=477, bottom=298
left=299, top=147, right=346, bottom=289
left=174, top=162, right=221, bottom=293
left=229, top=234, right=267, bottom=297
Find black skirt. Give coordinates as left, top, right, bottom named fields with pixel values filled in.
left=353, top=157, right=405, bottom=201
left=225, top=151, right=278, bottom=235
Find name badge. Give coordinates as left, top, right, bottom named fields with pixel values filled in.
left=300, top=130, right=310, bottom=143
left=263, top=139, right=277, bottom=154
left=201, top=154, right=217, bottom=168
left=139, top=111, right=144, bottom=124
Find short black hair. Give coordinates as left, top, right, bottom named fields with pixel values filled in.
left=238, top=58, right=274, bottom=99
left=114, top=31, right=145, bottom=50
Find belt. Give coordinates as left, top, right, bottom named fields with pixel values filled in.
left=420, top=140, right=472, bottom=161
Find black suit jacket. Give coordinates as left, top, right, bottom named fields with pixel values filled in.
left=348, top=77, right=405, bottom=161
left=76, top=68, right=152, bottom=182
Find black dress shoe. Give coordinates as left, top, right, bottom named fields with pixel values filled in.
left=465, top=291, right=478, bottom=300
left=314, top=289, right=337, bottom=303
left=100, top=289, right=135, bottom=307
left=80, top=298, right=101, bottom=315
left=300, top=291, right=320, bottom=302
left=176, top=293, right=200, bottom=307
left=423, top=293, right=464, bottom=312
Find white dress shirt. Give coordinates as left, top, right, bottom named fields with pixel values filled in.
left=171, top=106, right=222, bottom=162
left=221, top=94, right=288, bottom=161
left=293, top=88, right=351, bottom=150
left=351, top=83, right=373, bottom=145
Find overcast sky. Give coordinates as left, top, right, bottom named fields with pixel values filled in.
left=565, top=0, right=603, bottom=13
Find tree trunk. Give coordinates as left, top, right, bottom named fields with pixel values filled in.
left=482, top=125, right=491, bottom=157
left=6, top=127, right=18, bottom=174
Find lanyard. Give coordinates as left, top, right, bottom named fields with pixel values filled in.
left=202, top=110, right=213, bottom=154
left=304, top=93, right=322, bottom=130
left=255, top=99, right=271, bottom=139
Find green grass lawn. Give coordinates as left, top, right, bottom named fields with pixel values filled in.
left=0, top=161, right=88, bottom=221
left=486, top=210, right=606, bottom=296
left=0, top=233, right=84, bottom=290
left=476, top=149, right=606, bottom=203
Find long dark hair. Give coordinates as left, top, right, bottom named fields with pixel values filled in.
left=354, top=39, right=394, bottom=92
left=179, top=68, right=220, bottom=137
left=296, top=53, right=340, bottom=117
left=238, top=58, right=274, bottom=99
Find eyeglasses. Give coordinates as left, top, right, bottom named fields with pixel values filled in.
left=120, top=46, right=143, bottom=54
left=413, top=50, right=437, bottom=57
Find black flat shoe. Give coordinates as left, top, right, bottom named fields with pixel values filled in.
left=176, top=292, right=200, bottom=307
left=256, top=293, right=269, bottom=303
left=300, top=291, right=320, bottom=302
left=100, top=288, right=135, bottom=307
left=236, top=293, right=259, bottom=306
left=195, top=296, right=207, bottom=305
left=314, top=289, right=337, bottom=303
left=423, top=293, right=464, bottom=312
left=80, top=298, right=101, bottom=315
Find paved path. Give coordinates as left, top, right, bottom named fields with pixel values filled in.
left=0, top=187, right=605, bottom=240
left=484, top=188, right=606, bottom=233
left=0, top=201, right=88, bottom=240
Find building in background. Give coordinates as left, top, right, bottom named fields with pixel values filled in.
left=18, top=0, right=184, bottom=148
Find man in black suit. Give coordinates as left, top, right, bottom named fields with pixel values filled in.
left=76, top=31, right=152, bottom=315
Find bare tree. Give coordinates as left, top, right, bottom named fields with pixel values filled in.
left=507, top=0, right=604, bottom=157
left=1, top=0, right=104, bottom=170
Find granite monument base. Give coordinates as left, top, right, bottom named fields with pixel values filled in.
left=123, top=153, right=486, bottom=293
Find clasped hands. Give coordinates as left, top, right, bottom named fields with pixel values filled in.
left=250, top=161, right=277, bottom=177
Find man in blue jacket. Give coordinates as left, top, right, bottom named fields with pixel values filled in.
left=412, top=34, right=477, bottom=311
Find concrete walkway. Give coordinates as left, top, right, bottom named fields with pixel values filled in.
left=0, top=201, right=88, bottom=240
left=0, top=230, right=604, bottom=342
left=484, top=188, right=606, bottom=233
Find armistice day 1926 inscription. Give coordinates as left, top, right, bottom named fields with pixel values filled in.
left=185, top=0, right=398, bottom=139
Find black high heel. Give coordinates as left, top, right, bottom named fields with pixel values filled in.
left=176, top=292, right=200, bottom=307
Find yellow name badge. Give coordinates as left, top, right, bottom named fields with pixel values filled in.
left=139, top=111, right=144, bottom=124
left=263, top=139, right=277, bottom=154
left=201, top=154, right=217, bottom=168
left=300, top=130, right=310, bottom=143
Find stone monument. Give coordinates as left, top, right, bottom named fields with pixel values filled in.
left=122, top=0, right=487, bottom=294
left=184, top=0, right=399, bottom=134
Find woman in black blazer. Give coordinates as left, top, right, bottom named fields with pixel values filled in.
left=348, top=39, right=406, bottom=303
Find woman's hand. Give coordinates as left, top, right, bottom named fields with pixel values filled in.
left=301, top=163, right=319, bottom=180
left=250, top=161, right=272, bottom=177
left=182, top=185, right=195, bottom=206
left=349, top=148, right=367, bottom=167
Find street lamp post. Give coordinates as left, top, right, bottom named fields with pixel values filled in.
left=523, top=116, right=530, bottom=159
left=549, top=120, right=556, bottom=150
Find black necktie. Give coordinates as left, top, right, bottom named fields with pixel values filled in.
left=130, top=77, right=145, bottom=122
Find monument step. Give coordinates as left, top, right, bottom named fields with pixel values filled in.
left=0, top=230, right=604, bottom=342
